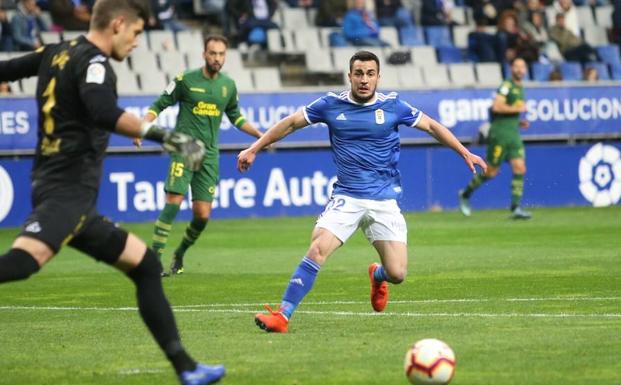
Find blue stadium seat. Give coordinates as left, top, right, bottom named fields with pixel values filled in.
left=399, top=26, right=425, bottom=46
left=610, top=63, right=621, bottom=80
left=559, top=61, right=583, bottom=81
left=424, top=26, right=452, bottom=47
left=596, top=45, right=621, bottom=65
left=437, top=46, right=463, bottom=63
left=531, top=63, right=554, bottom=81
left=503, top=62, right=531, bottom=81
left=585, top=61, right=610, bottom=80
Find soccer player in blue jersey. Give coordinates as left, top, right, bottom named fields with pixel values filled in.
left=237, top=51, right=487, bottom=333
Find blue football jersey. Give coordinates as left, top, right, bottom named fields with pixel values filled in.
left=303, top=91, right=422, bottom=200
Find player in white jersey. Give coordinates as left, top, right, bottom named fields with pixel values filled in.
left=237, top=51, right=487, bottom=333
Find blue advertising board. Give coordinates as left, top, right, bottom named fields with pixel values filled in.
left=1, top=142, right=619, bottom=227
left=1, top=85, right=621, bottom=152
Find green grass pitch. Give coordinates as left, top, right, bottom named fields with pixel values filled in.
left=0, top=206, right=620, bottom=385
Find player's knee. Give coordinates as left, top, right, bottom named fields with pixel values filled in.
left=515, top=164, right=526, bottom=174
left=126, top=248, right=162, bottom=283
left=486, top=168, right=499, bottom=178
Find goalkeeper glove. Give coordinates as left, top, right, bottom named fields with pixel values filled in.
left=140, top=123, right=205, bottom=171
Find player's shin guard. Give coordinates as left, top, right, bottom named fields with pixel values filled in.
left=174, top=218, right=208, bottom=258
left=0, top=248, right=40, bottom=283
left=280, top=256, right=321, bottom=319
left=152, top=203, right=180, bottom=259
left=462, top=173, right=489, bottom=198
left=511, top=174, right=525, bottom=211
left=126, top=248, right=196, bottom=374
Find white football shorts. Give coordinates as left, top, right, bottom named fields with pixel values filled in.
left=315, top=194, right=407, bottom=244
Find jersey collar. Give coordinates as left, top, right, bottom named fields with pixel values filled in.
left=346, top=91, right=378, bottom=106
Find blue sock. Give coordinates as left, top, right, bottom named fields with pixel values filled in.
left=373, top=265, right=389, bottom=283
left=280, top=256, right=320, bottom=319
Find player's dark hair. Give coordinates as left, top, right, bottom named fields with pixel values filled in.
left=204, top=34, right=229, bottom=51
left=91, top=0, right=150, bottom=31
left=349, top=51, right=380, bottom=73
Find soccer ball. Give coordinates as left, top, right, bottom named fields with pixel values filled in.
left=404, top=338, right=456, bottom=385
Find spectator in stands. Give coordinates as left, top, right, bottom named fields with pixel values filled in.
left=549, top=12, right=598, bottom=63
left=375, top=0, right=413, bottom=27
left=522, top=10, right=548, bottom=47
left=150, top=0, right=188, bottom=32
left=11, top=0, right=47, bottom=51
left=549, top=67, right=563, bottom=81
left=284, top=0, right=317, bottom=7
left=518, top=0, right=545, bottom=26
left=226, top=0, right=279, bottom=46
left=0, top=81, right=10, bottom=94
left=468, top=0, right=514, bottom=26
left=49, top=0, right=90, bottom=30
left=468, top=17, right=499, bottom=62
left=343, top=0, right=390, bottom=46
left=0, top=8, right=14, bottom=51
left=421, top=0, right=456, bottom=26
left=612, top=0, right=621, bottom=49
left=496, top=10, right=539, bottom=63
left=315, top=0, right=348, bottom=27
left=553, top=0, right=579, bottom=37
left=583, top=66, right=598, bottom=81
left=198, top=0, right=226, bottom=29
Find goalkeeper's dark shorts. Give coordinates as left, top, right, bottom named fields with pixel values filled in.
left=19, top=181, right=128, bottom=264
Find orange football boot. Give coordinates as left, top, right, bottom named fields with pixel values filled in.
left=368, top=263, right=389, bottom=312
left=255, top=304, right=289, bottom=333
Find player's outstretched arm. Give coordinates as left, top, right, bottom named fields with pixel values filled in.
left=238, top=121, right=263, bottom=139
left=415, top=113, right=487, bottom=174
left=237, top=109, right=309, bottom=172
left=116, top=112, right=205, bottom=171
left=0, top=49, right=45, bottom=82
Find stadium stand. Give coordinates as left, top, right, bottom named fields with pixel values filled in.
left=448, top=63, right=477, bottom=86
left=585, top=61, right=611, bottom=80
left=253, top=67, right=283, bottom=91
left=176, top=30, right=204, bottom=53
left=559, top=61, right=584, bottom=80
left=424, top=26, right=452, bottom=47
left=532, top=62, right=555, bottom=81
left=1, top=0, right=620, bottom=95
left=422, top=64, right=451, bottom=87
left=399, top=25, right=425, bottom=46
left=475, top=62, right=504, bottom=86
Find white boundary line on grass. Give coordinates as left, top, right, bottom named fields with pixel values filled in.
left=0, top=305, right=620, bottom=318
left=173, top=296, right=621, bottom=308
left=1, top=296, right=621, bottom=318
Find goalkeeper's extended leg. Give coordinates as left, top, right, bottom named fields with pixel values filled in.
left=120, top=235, right=224, bottom=384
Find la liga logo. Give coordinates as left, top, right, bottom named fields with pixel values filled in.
left=579, top=143, right=621, bottom=207
left=0, top=166, right=14, bottom=222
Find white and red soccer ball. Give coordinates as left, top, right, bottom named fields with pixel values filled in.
left=404, top=338, right=456, bottom=384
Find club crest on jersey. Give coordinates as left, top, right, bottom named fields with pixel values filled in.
left=222, top=86, right=227, bottom=98
left=375, top=109, right=385, bottom=124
